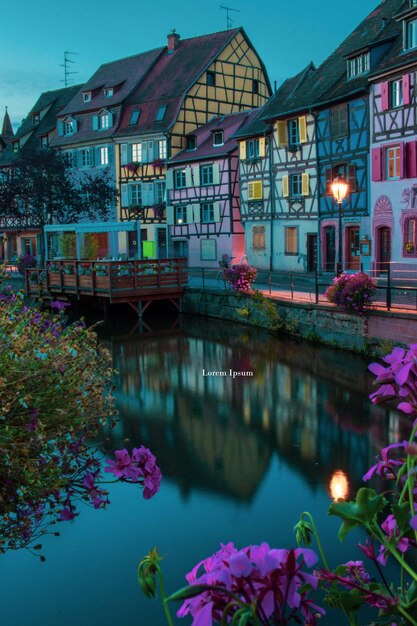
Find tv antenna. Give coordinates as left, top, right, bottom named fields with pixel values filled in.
left=60, top=51, right=78, bottom=87
left=220, top=5, right=240, bottom=29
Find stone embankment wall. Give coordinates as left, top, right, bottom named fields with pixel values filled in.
left=183, top=289, right=417, bottom=352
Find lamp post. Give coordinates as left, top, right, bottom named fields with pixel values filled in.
left=331, top=176, right=349, bottom=275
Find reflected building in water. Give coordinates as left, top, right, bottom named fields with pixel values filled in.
left=101, top=317, right=408, bottom=504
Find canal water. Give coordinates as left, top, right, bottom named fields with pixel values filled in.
left=0, top=314, right=406, bottom=625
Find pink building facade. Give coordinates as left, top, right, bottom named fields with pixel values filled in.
left=167, top=111, right=257, bottom=267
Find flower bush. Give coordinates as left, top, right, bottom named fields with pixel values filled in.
left=140, top=342, right=417, bottom=626
left=17, top=253, right=37, bottom=275
left=325, top=272, right=376, bottom=314
left=223, top=263, right=257, bottom=293
left=94, top=263, right=108, bottom=276
left=0, top=279, right=161, bottom=554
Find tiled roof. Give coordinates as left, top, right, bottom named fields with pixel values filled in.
left=369, top=1, right=417, bottom=75
left=59, top=48, right=164, bottom=116
left=116, top=28, right=246, bottom=136
left=0, top=85, right=80, bottom=166
left=261, top=0, right=406, bottom=120
left=50, top=106, right=123, bottom=148
left=170, top=109, right=260, bottom=163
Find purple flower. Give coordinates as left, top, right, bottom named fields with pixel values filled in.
left=105, top=446, right=162, bottom=498
left=59, top=507, right=77, bottom=521
left=177, top=543, right=324, bottom=625
left=50, top=300, right=71, bottom=311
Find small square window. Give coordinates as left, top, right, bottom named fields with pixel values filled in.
left=187, top=135, right=197, bottom=150
left=200, top=164, right=214, bottom=186
left=103, top=88, right=114, bottom=97
left=253, top=226, right=265, bottom=250
left=40, top=136, right=48, bottom=147
left=175, top=205, right=187, bottom=224
left=386, top=146, right=401, bottom=179
left=174, top=169, right=186, bottom=189
left=285, top=227, right=298, bottom=255
left=287, top=119, right=300, bottom=146
left=213, top=131, right=224, bottom=146
left=207, top=71, right=216, bottom=87
left=155, top=106, right=167, bottom=121
left=247, top=139, right=259, bottom=159
left=201, top=203, right=215, bottom=223
left=83, top=92, right=92, bottom=102
left=129, top=110, right=141, bottom=125
left=290, top=174, right=302, bottom=197
left=32, top=113, right=40, bottom=125
left=390, top=80, right=403, bottom=108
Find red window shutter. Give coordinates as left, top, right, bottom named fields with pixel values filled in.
left=400, top=142, right=406, bottom=179
left=406, top=141, right=417, bottom=178
left=371, top=147, right=383, bottom=181
left=347, top=164, right=357, bottom=192
left=381, top=81, right=389, bottom=111
left=403, top=74, right=411, bottom=106
left=325, top=167, right=333, bottom=195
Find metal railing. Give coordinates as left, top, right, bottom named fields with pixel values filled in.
left=187, top=263, right=417, bottom=312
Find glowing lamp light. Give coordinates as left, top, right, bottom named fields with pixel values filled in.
left=177, top=218, right=183, bottom=225
left=329, top=470, right=349, bottom=501
left=331, top=176, right=349, bottom=205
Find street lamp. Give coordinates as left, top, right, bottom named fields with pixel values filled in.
left=331, top=176, right=349, bottom=275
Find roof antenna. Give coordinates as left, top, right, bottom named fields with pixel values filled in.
left=220, top=4, right=240, bottom=29
left=60, top=51, right=78, bottom=87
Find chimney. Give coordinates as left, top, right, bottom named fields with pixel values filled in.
left=167, top=30, right=180, bottom=53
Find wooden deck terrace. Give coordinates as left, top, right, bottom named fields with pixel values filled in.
left=26, top=258, right=188, bottom=316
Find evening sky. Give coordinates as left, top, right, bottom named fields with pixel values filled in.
left=1, top=0, right=378, bottom=130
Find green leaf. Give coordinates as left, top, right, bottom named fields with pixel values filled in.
left=328, top=488, right=386, bottom=541
left=167, top=583, right=237, bottom=604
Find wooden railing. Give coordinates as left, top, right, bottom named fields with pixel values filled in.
left=26, top=258, right=188, bottom=299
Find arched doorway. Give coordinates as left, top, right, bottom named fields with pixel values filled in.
left=377, top=226, right=391, bottom=273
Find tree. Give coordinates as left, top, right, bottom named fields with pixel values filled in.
left=0, top=148, right=118, bottom=263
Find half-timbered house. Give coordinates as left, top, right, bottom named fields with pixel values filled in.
left=370, top=0, right=417, bottom=271
left=167, top=110, right=258, bottom=266
left=240, top=64, right=318, bottom=272
left=115, top=29, right=271, bottom=259
left=0, top=86, right=79, bottom=261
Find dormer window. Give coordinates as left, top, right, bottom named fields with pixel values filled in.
left=411, top=0, right=417, bottom=7
left=155, top=106, right=167, bottom=122
left=129, top=109, right=141, bottom=125
left=12, top=141, right=19, bottom=153
left=83, top=92, right=92, bottom=103
left=404, top=18, right=417, bottom=50
left=32, top=113, right=40, bottom=125
left=64, top=120, right=74, bottom=135
left=187, top=135, right=197, bottom=150
left=213, top=130, right=224, bottom=146
left=103, top=87, right=114, bottom=98
left=347, top=51, right=370, bottom=78
left=93, top=110, right=113, bottom=131
left=40, top=135, right=48, bottom=147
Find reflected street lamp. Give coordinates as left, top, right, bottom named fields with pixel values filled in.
left=331, top=176, right=349, bottom=275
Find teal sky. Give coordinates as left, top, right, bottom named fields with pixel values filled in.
left=1, top=0, right=377, bottom=130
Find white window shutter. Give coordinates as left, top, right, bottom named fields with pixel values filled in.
left=186, top=204, right=194, bottom=223
left=165, top=168, right=174, bottom=190
left=121, top=184, right=129, bottom=207
left=185, top=167, right=192, bottom=187
left=213, top=202, right=221, bottom=222
left=166, top=206, right=174, bottom=225
left=121, top=144, right=128, bottom=165
left=193, top=166, right=200, bottom=187
left=212, top=163, right=220, bottom=185
left=193, top=204, right=201, bottom=223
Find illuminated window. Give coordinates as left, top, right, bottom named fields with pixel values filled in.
left=285, top=227, right=298, bottom=255
left=386, top=146, right=401, bottom=179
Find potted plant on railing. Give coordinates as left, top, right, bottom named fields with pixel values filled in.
left=153, top=203, right=166, bottom=221
left=77, top=264, right=93, bottom=290
left=151, top=158, right=166, bottom=170
left=125, top=161, right=140, bottom=174
left=62, top=263, right=76, bottom=288
left=114, top=263, right=135, bottom=288
left=93, top=263, right=109, bottom=290
left=405, top=241, right=415, bottom=255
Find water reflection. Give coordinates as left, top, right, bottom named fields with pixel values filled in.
left=100, top=315, right=409, bottom=504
